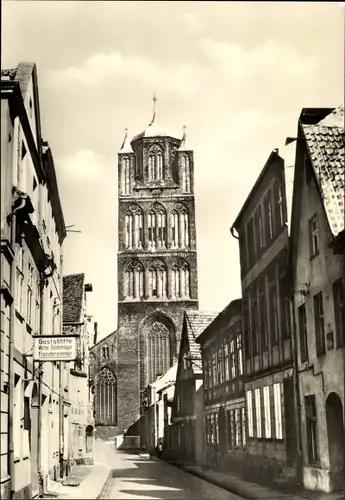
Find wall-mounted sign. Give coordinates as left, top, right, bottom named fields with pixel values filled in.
left=33, top=335, right=77, bottom=362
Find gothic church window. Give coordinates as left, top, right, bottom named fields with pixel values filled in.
left=125, top=205, right=143, bottom=249
left=148, top=260, right=167, bottom=299
left=171, top=204, right=189, bottom=248
left=124, top=260, right=144, bottom=299
left=148, top=203, right=167, bottom=249
left=102, top=346, right=110, bottom=359
left=147, top=321, right=170, bottom=384
left=95, top=367, right=117, bottom=425
left=148, top=146, right=164, bottom=181
left=121, top=157, right=130, bottom=195
left=171, top=259, right=190, bottom=298
left=181, top=155, right=191, bottom=193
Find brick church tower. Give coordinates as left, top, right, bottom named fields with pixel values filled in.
left=116, top=97, right=199, bottom=439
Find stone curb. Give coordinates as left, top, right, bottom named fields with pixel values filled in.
left=96, top=468, right=113, bottom=500
left=167, top=461, right=256, bottom=499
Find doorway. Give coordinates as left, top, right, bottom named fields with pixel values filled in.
left=326, top=392, right=345, bottom=492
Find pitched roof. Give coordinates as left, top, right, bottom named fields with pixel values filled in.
left=185, top=310, right=219, bottom=373
left=302, top=105, right=344, bottom=237
left=63, top=273, right=85, bottom=323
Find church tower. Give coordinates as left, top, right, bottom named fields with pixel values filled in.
left=116, top=97, right=199, bottom=439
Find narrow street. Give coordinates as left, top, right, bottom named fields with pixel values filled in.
left=96, top=441, right=243, bottom=500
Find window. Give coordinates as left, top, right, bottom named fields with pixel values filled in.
left=171, top=260, right=190, bottom=298
left=149, top=260, right=167, bottom=299
left=226, top=410, right=234, bottom=446
left=273, top=383, right=283, bottom=440
left=255, top=388, right=262, bottom=438
left=314, top=292, right=325, bottom=356
left=236, top=335, right=243, bottom=376
left=102, top=346, right=110, bottom=359
left=259, top=280, right=268, bottom=351
left=263, top=386, right=271, bottom=438
left=298, top=304, right=308, bottom=362
left=235, top=409, right=241, bottom=446
left=125, top=205, right=144, bottom=249
left=147, top=321, right=171, bottom=383
left=309, top=215, right=319, bottom=258
left=251, top=293, right=259, bottom=355
left=124, top=260, right=144, bottom=299
left=246, top=218, right=255, bottom=265
left=243, top=297, right=250, bottom=359
left=333, top=278, right=344, bottom=348
left=241, top=407, right=246, bottom=446
left=305, top=395, right=318, bottom=464
left=264, top=191, right=273, bottom=242
left=182, top=155, right=191, bottom=192
left=148, top=204, right=166, bottom=249
left=269, top=282, right=278, bottom=346
left=230, top=340, right=236, bottom=379
left=273, top=181, right=284, bottom=232
left=246, top=391, right=254, bottom=438
left=34, top=278, right=40, bottom=334
left=121, top=157, right=130, bottom=195
left=217, top=348, right=223, bottom=384
left=224, top=343, right=230, bottom=381
left=95, top=368, right=117, bottom=425
left=171, top=205, right=189, bottom=248
left=254, top=206, right=264, bottom=250
left=148, top=146, right=164, bottom=181
left=26, top=262, right=34, bottom=326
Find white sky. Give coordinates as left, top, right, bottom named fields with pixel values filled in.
left=2, top=1, right=344, bottom=340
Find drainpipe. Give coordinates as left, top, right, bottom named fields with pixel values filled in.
left=37, top=277, right=45, bottom=498
left=59, top=252, right=64, bottom=479
left=289, top=295, right=303, bottom=486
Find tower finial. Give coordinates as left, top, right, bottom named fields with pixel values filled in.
left=149, top=92, right=157, bottom=126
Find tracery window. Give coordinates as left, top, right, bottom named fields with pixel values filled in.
left=95, top=367, right=117, bottom=425
left=147, top=321, right=170, bottom=383
left=171, top=204, right=189, bottom=248
left=125, top=204, right=143, bottom=249
left=124, top=259, right=144, bottom=299
left=148, top=203, right=167, bottom=250
left=171, top=259, right=190, bottom=299
left=148, top=260, right=167, bottom=299
left=148, top=146, right=164, bottom=181
left=121, top=157, right=130, bottom=195
left=181, top=155, right=191, bottom=193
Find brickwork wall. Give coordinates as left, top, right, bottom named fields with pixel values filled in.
left=116, top=132, right=199, bottom=438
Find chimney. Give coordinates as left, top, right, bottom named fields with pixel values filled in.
left=93, top=322, right=98, bottom=345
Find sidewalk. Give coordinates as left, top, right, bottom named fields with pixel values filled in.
left=168, top=461, right=345, bottom=500
left=43, top=460, right=112, bottom=499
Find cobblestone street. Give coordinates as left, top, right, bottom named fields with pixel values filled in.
left=98, top=443, right=243, bottom=500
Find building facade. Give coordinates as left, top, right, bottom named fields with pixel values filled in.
left=89, top=330, right=118, bottom=441
left=1, top=63, right=66, bottom=499
left=62, top=274, right=94, bottom=467
left=290, top=106, right=344, bottom=493
left=196, top=299, right=246, bottom=474
left=231, top=150, right=298, bottom=486
left=116, top=105, right=199, bottom=441
left=168, top=311, right=217, bottom=464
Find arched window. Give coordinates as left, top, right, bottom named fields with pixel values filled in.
left=181, top=155, right=191, bottom=193
left=148, top=260, right=167, bottom=299
left=147, top=146, right=164, bottom=181
left=121, top=157, right=130, bottom=195
left=171, top=260, right=190, bottom=298
left=95, top=367, right=117, bottom=425
left=102, top=346, right=110, bottom=359
left=148, top=203, right=167, bottom=249
left=171, top=204, right=189, bottom=248
left=125, top=204, right=143, bottom=249
left=124, top=259, right=144, bottom=299
left=89, top=352, right=95, bottom=363
left=148, top=321, right=170, bottom=383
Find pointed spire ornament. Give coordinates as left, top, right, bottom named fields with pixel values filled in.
left=149, top=91, right=157, bottom=126
left=119, top=128, right=133, bottom=153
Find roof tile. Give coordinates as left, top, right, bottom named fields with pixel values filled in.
left=302, top=105, right=344, bottom=237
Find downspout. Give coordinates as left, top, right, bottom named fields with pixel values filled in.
left=37, top=276, right=45, bottom=498
left=8, top=116, right=21, bottom=499
left=289, top=292, right=303, bottom=486
left=59, top=251, right=64, bottom=479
